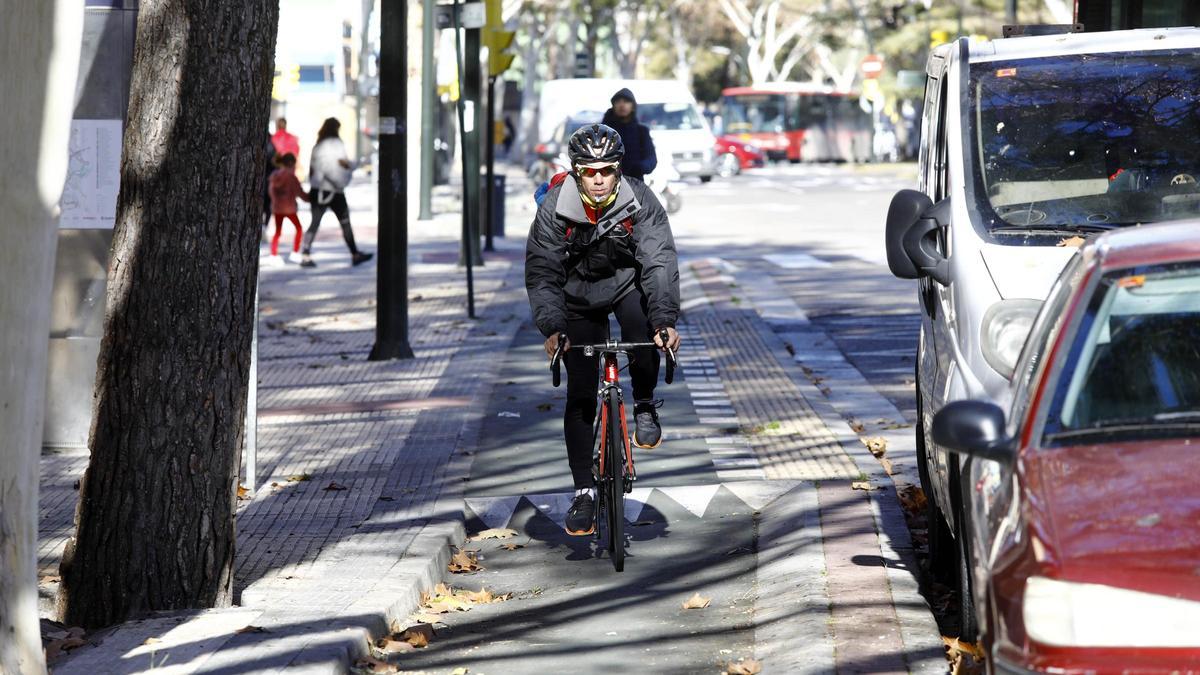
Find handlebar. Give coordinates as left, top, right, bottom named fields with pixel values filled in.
left=550, top=330, right=677, bottom=387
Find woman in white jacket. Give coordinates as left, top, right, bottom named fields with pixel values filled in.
left=299, top=117, right=372, bottom=267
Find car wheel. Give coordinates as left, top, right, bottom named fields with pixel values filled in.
left=916, top=375, right=956, bottom=584
left=699, top=175, right=713, bottom=184
left=949, top=459, right=979, bottom=642
left=717, top=153, right=740, bottom=178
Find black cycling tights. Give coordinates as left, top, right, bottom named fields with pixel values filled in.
left=563, top=290, right=660, bottom=490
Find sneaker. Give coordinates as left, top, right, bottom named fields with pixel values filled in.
left=264, top=254, right=285, bottom=268
left=299, top=256, right=317, bottom=268
left=632, top=399, right=663, bottom=449
left=564, top=492, right=595, bottom=536
left=351, top=251, right=374, bottom=266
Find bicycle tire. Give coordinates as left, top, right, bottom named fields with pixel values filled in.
left=607, top=387, right=625, bottom=572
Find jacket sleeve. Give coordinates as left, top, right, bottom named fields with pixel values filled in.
left=640, top=126, right=658, bottom=176
left=525, top=189, right=571, bottom=337
left=631, top=186, right=679, bottom=330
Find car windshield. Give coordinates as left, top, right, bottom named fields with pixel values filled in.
left=722, top=94, right=789, bottom=133
left=1044, top=262, right=1200, bottom=444
left=970, top=50, right=1200, bottom=232
left=639, top=102, right=706, bottom=131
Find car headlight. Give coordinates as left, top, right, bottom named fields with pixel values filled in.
left=980, top=299, right=1042, bottom=379
left=1024, top=577, right=1200, bottom=647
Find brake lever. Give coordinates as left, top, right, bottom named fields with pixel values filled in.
left=551, top=333, right=567, bottom=387
left=659, top=329, right=676, bottom=385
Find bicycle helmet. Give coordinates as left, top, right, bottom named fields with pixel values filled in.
left=568, top=124, right=624, bottom=208
left=568, top=124, right=624, bottom=168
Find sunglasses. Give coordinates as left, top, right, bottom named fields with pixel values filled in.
left=577, top=165, right=618, bottom=178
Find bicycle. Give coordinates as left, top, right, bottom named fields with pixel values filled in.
left=550, top=329, right=677, bottom=572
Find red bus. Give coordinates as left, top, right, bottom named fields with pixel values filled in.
left=719, top=83, right=872, bottom=163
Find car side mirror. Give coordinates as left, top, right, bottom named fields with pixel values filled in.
left=931, top=400, right=1015, bottom=465
left=885, top=191, right=951, bottom=286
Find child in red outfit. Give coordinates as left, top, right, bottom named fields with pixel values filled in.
left=268, top=153, right=309, bottom=263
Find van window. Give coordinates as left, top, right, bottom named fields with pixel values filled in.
left=933, top=76, right=950, bottom=202
left=638, top=103, right=706, bottom=131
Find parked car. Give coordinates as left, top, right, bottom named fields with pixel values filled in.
left=933, top=222, right=1200, bottom=673
left=884, top=27, right=1200, bottom=642
left=713, top=135, right=765, bottom=177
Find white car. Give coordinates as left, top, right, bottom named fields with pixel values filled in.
left=884, top=26, right=1200, bottom=645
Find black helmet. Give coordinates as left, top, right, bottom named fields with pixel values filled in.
left=567, top=124, right=624, bottom=167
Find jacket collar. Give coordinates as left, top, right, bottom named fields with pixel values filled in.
left=555, top=175, right=640, bottom=225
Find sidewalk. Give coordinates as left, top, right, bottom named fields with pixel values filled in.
left=41, top=175, right=536, bottom=673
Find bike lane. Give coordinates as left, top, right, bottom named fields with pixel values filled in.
left=386, top=261, right=943, bottom=673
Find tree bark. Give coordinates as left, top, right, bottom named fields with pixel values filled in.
left=0, top=2, right=84, bottom=670
left=57, top=0, right=278, bottom=629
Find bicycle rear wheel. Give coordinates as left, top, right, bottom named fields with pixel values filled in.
left=606, top=387, right=625, bottom=572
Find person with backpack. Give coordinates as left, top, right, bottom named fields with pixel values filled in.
left=298, top=117, right=372, bottom=268
left=601, top=88, right=657, bottom=181
left=525, top=124, right=681, bottom=536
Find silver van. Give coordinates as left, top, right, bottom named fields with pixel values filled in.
left=884, top=27, right=1200, bottom=642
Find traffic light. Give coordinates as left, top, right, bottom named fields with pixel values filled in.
left=482, top=0, right=514, bottom=77
left=272, top=63, right=300, bottom=100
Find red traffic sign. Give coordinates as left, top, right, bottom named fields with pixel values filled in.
left=860, top=54, right=885, bottom=79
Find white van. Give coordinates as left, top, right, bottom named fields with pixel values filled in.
left=538, top=78, right=717, bottom=182
left=885, top=27, right=1200, bottom=647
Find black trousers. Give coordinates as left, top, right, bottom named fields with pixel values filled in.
left=563, top=289, right=660, bottom=489
left=301, top=190, right=359, bottom=255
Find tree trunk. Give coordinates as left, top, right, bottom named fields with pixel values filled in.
left=57, top=0, right=278, bottom=629
left=0, top=2, right=84, bottom=670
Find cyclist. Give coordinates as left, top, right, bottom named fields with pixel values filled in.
left=526, top=124, right=681, bottom=536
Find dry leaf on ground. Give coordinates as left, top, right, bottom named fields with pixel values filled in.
left=943, top=636, right=986, bottom=675
left=44, top=637, right=87, bottom=662
left=237, top=485, right=250, bottom=499
left=142, top=637, right=161, bottom=646
left=851, top=481, right=878, bottom=491
left=682, top=592, right=711, bottom=610
left=235, top=625, right=268, bottom=634
left=286, top=473, right=311, bottom=482
left=323, top=481, right=348, bottom=491
left=898, top=486, right=928, bottom=514
left=468, top=528, right=518, bottom=541
left=499, top=543, right=524, bottom=551
left=448, top=548, right=483, bottom=573
left=39, top=574, right=61, bottom=585
left=864, top=436, right=888, bottom=457
left=879, top=457, right=895, bottom=475
left=849, top=420, right=866, bottom=433
left=722, top=658, right=763, bottom=675
left=376, top=635, right=414, bottom=654
left=399, top=623, right=434, bottom=648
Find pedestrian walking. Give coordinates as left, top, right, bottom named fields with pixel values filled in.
left=271, top=117, right=301, bottom=162
left=262, top=132, right=277, bottom=230
left=266, top=153, right=309, bottom=266
left=601, top=88, right=657, bottom=181
left=299, top=117, right=372, bottom=268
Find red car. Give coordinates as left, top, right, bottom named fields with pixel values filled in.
left=933, top=222, right=1200, bottom=673
left=713, top=135, right=765, bottom=177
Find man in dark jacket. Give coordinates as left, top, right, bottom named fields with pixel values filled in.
left=526, top=124, right=680, bottom=536
left=601, top=88, right=657, bottom=181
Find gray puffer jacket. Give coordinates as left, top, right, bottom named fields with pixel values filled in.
left=525, top=175, right=680, bottom=337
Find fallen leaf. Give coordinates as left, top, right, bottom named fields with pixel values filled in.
left=399, top=623, right=434, bottom=648
left=354, top=655, right=398, bottom=673
left=235, top=625, right=268, bottom=634
left=499, top=542, right=525, bottom=551
left=681, top=592, right=711, bottom=609
left=864, top=436, right=888, bottom=457
left=849, top=421, right=866, bottom=433
left=1057, top=235, right=1086, bottom=248
left=722, top=658, right=763, bottom=675
left=286, top=473, right=311, bottom=482
left=448, top=548, right=483, bottom=574
left=450, top=668, right=470, bottom=675
left=535, top=403, right=553, bottom=412
left=39, top=574, right=61, bottom=585
left=898, top=485, right=928, bottom=514
left=468, top=528, right=518, bottom=541
left=943, top=636, right=986, bottom=668
left=237, top=485, right=250, bottom=499
left=375, top=636, right=414, bottom=654
left=851, top=481, right=878, bottom=491
left=323, top=481, right=348, bottom=491
left=43, top=636, right=87, bottom=662
left=410, top=612, right=445, bottom=625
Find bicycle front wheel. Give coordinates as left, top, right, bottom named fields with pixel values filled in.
left=607, top=387, right=626, bottom=572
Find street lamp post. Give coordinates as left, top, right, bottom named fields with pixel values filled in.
left=370, top=0, right=415, bottom=360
